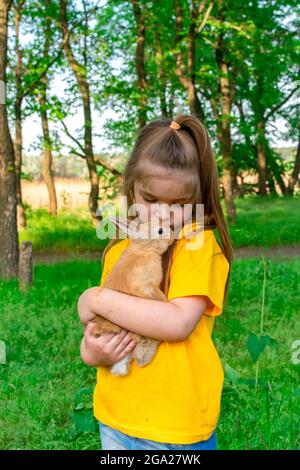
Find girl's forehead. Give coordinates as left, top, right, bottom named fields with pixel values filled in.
left=134, top=161, right=197, bottom=199
left=137, top=160, right=190, bottom=181
left=135, top=176, right=191, bottom=200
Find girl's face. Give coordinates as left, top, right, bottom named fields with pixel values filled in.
left=133, top=163, right=194, bottom=231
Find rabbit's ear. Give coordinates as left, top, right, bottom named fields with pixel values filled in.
left=108, top=215, right=140, bottom=239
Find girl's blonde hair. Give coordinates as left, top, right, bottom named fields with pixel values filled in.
left=101, top=114, right=233, bottom=308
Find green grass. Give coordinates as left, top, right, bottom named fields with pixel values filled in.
left=228, top=194, right=300, bottom=247
left=19, top=195, right=300, bottom=254
left=0, top=257, right=299, bottom=449
left=19, top=207, right=107, bottom=254
left=215, top=257, right=300, bottom=449
left=0, top=261, right=102, bottom=450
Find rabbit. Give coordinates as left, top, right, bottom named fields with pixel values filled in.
left=90, top=214, right=175, bottom=376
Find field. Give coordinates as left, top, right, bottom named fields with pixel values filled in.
left=0, top=256, right=299, bottom=450
left=1, top=195, right=299, bottom=450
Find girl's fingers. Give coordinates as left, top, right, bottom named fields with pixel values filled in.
left=106, top=329, right=129, bottom=345
left=84, top=326, right=135, bottom=353
left=116, top=340, right=136, bottom=360
left=100, top=332, right=116, bottom=342
left=114, top=334, right=136, bottom=355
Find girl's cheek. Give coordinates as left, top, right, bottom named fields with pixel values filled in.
left=173, top=210, right=184, bottom=227
left=181, top=206, right=193, bottom=224
left=134, top=202, right=151, bottom=223
left=134, top=202, right=189, bottom=227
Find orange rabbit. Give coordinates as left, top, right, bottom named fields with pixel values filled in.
left=91, top=215, right=175, bottom=376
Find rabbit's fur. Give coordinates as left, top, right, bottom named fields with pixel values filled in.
left=91, top=215, right=175, bottom=376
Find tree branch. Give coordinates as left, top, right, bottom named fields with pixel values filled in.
left=62, top=120, right=122, bottom=178
left=196, top=1, right=214, bottom=35
left=60, top=119, right=85, bottom=154
left=265, top=87, right=299, bottom=121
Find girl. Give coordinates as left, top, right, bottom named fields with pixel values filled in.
left=78, top=114, right=233, bottom=451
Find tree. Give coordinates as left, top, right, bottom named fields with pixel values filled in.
left=9, top=0, right=65, bottom=223
left=0, top=0, right=19, bottom=279
left=37, top=0, right=58, bottom=216
left=59, top=0, right=99, bottom=225
left=13, top=0, right=26, bottom=227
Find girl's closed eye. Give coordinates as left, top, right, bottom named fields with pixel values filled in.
left=144, top=197, right=185, bottom=207
left=144, top=197, right=156, bottom=203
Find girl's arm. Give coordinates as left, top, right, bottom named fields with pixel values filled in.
left=77, top=287, right=208, bottom=342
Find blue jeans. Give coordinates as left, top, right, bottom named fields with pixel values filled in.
left=99, top=422, right=217, bottom=450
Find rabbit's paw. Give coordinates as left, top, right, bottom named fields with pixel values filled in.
left=110, top=354, right=132, bottom=376
left=134, top=341, right=159, bottom=367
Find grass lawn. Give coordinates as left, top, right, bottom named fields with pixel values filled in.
left=19, top=207, right=107, bottom=254
left=227, top=194, right=300, bottom=247
left=0, top=256, right=299, bottom=450
left=19, top=194, right=300, bottom=254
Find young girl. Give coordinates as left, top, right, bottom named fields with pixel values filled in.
left=78, top=114, right=233, bottom=451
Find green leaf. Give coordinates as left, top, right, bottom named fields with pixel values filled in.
left=72, top=408, right=98, bottom=435
left=247, top=333, right=274, bottom=363
left=0, top=340, right=6, bottom=365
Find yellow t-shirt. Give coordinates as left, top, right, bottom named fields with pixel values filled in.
left=93, top=227, right=230, bottom=444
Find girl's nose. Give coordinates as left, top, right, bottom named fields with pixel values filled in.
left=153, top=203, right=170, bottom=222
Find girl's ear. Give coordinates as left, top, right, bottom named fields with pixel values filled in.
left=108, top=215, right=140, bottom=239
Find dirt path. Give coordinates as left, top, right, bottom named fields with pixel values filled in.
left=33, top=245, right=300, bottom=264
left=233, top=245, right=300, bottom=259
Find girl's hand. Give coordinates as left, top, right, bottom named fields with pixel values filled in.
left=80, top=322, right=137, bottom=367
left=77, top=287, right=101, bottom=325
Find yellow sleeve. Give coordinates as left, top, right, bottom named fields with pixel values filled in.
left=167, top=231, right=229, bottom=316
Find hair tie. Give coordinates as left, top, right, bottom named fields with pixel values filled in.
left=169, top=120, right=181, bottom=130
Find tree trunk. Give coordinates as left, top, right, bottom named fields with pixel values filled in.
left=215, top=1, right=236, bottom=223
left=14, top=4, right=26, bottom=228
left=272, top=168, right=287, bottom=195
left=287, top=129, right=300, bottom=195
left=0, top=0, right=19, bottom=279
left=131, top=0, right=148, bottom=129
left=154, top=28, right=168, bottom=118
left=14, top=100, right=26, bottom=227
left=267, top=147, right=288, bottom=195
left=39, top=8, right=57, bottom=216
left=266, top=168, right=277, bottom=195
left=59, top=0, right=99, bottom=225
left=19, top=240, right=33, bottom=291
left=256, top=119, right=267, bottom=196
left=39, top=85, right=58, bottom=215
left=232, top=172, right=239, bottom=198
left=173, top=0, right=205, bottom=122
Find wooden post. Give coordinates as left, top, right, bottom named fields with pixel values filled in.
left=19, top=240, right=33, bottom=291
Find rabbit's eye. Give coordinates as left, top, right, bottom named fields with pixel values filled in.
left=158, top=228, right=163, bottom=235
